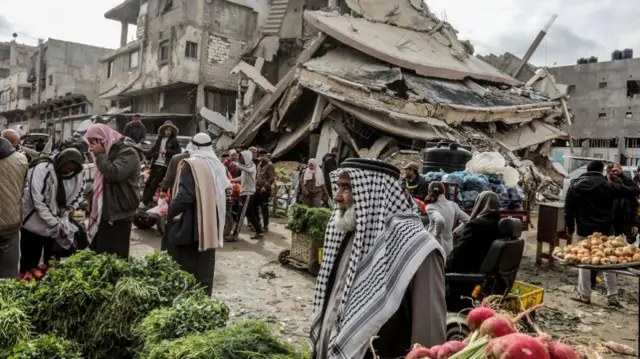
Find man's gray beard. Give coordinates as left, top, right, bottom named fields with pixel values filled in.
left=334, top=205, right=356, bottom=232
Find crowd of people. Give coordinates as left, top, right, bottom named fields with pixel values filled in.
left=9, top=115, right=640, bottom=359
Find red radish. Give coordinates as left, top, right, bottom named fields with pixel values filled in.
left=479, top=316, right=516, bottom=338
left=17, top=273, right=24, bottom=280
left=38, top=264, right=48, bottom=272
left=23, top=273, right=33, bottom=281
left=430, top=345, right=440, bottom=354
left=405, top=344, right=435, bottom=359
left=436, top=341, right=466, bottom=359
left=32, top=269, right=43, bottom=280
left=546, top=342, right=578, bottom=359
left=485, top=333, right=550, bottom=359
left=467, top=307, right=496, bottom=331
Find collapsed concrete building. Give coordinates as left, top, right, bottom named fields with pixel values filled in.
left=230, top=0, right=570, bottom=179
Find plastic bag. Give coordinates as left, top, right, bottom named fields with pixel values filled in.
left=422, top=170, right=445, bottom=182
left=465, top=152, right=519, bottom=187
left=442, top=171, right=467, bottom=184
left=147, top=198, right=168, bottom=218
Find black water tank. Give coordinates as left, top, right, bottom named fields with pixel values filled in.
left=612, top=50, right=623, bottom=61
left=624, top=48, right=634, bottom=59
left=423, top=142, right=472, bottom=174
left=588, top=56, right=598, bottom=63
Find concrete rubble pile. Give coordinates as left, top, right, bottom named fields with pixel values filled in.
left=229, top=0, right=572, bottom=202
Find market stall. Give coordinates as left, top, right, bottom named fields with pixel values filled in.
left=553, top=233, right=640, bottom=358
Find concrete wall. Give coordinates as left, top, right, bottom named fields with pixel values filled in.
left=37, top=39, right=113, bottom=112
left=0, top=71, right=31, bottom=112
left=477, top=52, right=537, bottom=83
left=0, top=41, right=35, bottom=78
left=99, top=40, right=142, bottom=97
left=548, top=58, right=640, bottom=139
left=202, top=0, right=257, bottom=90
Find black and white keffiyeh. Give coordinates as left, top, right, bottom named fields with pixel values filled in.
left=310, top=161, right=443, bottom=359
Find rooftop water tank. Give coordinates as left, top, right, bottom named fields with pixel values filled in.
left=612, top=50, right=623, bottom=61
left=588, top=56, right=598, bottom=63
left=423, top=142, right=472, bottom=174
left=624, top=48, right=634, bottom=59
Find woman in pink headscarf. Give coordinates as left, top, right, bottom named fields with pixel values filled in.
left=84, top=124, right=143, bottom=258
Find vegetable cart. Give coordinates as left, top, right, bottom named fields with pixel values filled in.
left=280, top=205, right=330, bottom=276
left=278, top=232, right=323, bottom=276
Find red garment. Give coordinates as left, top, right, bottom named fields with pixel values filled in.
left=224, top=158, right=240, bottom=178
left=415, top=198, right=427, bottom=214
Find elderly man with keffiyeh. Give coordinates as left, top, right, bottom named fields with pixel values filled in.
left=310, top=158, right=446, bottom=359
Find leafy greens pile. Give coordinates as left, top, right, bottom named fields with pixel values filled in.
left=285, top=204, right=331, bottom=242
left=0, top=250, right=305, bottom=359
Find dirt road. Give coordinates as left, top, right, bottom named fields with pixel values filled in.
left=130, top=217, right=638, bottom=354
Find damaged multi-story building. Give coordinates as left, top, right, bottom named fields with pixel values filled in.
left=98, top=0, right=262, bottom=136
left=547, top=51, right=640, bottom=169
left=0, top=38, right=112, bottom=139
left=231, top=0, right=571, bottom=181
left=0, top=40, right=36, bottom=130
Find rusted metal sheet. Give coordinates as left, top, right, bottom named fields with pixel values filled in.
left=304, top=11, right=521, bottom=86
left=328, top=98, right=456, bottom=141
left=233, top=33, right=328, bottom=146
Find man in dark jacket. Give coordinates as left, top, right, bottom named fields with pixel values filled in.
left=321, top=147, right=339, bottom=196
left=403, top=163, right=428, bottom=202
left=122, top=114, right=146, bottom=144
left=140, top=120, right=181, bottom=207
left=565, top=160, right=639, bottom=306
left=256, top=149, right=276, bottom=232
left=85, top=124, right=142, bottom=258
left=608, top=164, right=639, bottom=240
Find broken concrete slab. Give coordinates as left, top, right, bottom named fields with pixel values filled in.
left=243, top=57, right=266, bottom=106
left=304, top=11, right=521, bottom=86
left=328, top=98, right=456, bottom=140
left=232, top=33, right=328, bottom=147
left=231, top=60, right=276, bottom=93
left=199, top=107, right=236, bottom=134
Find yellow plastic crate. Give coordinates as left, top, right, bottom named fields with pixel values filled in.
left=502, top=281, right=544, bottom=313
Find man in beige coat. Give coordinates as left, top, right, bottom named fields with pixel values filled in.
left=0, top=136, right=29, bottom=278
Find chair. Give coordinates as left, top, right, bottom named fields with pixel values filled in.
left=445, top=218, right=526, bottom=312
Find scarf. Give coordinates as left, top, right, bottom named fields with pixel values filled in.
left=83, top=124, right=123, bottom=241
left=304, top=158, right=325, bottom=187
left=173, top=158, right=220, bottom=251
left=310, top=165, right=443, bottom=359
left=186, top=133, right=232, bottom=245
left=469, top=191, right=500, bottom=220
left=54, top=148, right=84, bottom=210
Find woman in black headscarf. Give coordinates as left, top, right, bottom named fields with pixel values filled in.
left=446, top=191, right=501, bottom=274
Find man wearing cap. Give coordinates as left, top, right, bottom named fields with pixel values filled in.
left=123, top=114, right=146, bottom=144
left=140, top=120, right=181, bottom=208
left=310, top=158, right=446, bottom=359
left=403, top=163, right=428, bottom=202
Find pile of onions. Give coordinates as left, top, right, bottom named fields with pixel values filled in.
left=554, top=233, right=640, bottom=266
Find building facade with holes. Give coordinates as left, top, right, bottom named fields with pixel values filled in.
left=548, top=56, right=640, bottom=170
left=99, top=0, right=264, bottom=136
left=0, top=39, right=112, bottom=140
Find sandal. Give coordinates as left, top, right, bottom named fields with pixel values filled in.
left=570, top=294, right=591, bottom=304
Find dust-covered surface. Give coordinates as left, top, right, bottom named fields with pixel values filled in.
left=130, top=216, right=638, bottom=355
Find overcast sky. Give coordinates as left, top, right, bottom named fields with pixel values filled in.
left=0, top=0, right=638, bottom=67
